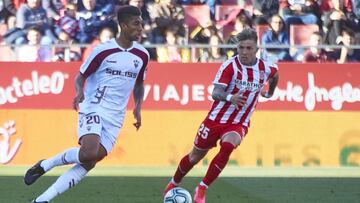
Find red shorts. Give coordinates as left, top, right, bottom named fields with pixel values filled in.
left=194, top=118, right=248, bottom=150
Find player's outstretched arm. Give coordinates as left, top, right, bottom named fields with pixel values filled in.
left=261, top=72, right=279, bottom=98
left=133, top=77, right=144, bottom=130
left=212, top=84, right=246, bottom=109
left=73, top=73, right=86, bottom=111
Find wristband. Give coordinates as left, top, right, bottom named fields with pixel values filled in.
left=226, top=94, right=233, bottom=102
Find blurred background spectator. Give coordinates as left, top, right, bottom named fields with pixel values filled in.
left=335, top=30, right=360, bottom=63
left=280, top=0, right=321, bottom=28
left=199, top=0, right=220, bottom=21
left=16, top=27, right=52, bottom=61
left=41, top=0, right=65, bottom=23
left=52, top=31, right=82, bottom=62
left=323, top=0, right=360, bottom=46
left=225, top=13, right=252, bottom=57
left=82, top=26, right=114, bottom=60
left=252, top=0, right=279, bottom=25
left=352, top=0, right=360, bottom=18
left=199, top=33, right=227, bottom=62
left=77, top=0, right=116, bottom=43
left=0, top=0, right=17, bottom=24
left=13, top=0, right=56, bottom=44
left=148, top=0, right=185, bottom=44
left=261, top=14, right=293, bottom=62
left=54, top=3, right=79, bottom=42
left=77, top=0, right=114, bottom=14
left=0, top=0, right=359, bottom=63
left=156, top=27, right=186, bottom=62
left=190, top=22, right=217, bottom=44
left=302, top=31, right=334, bottom=62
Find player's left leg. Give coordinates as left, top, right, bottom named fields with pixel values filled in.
left=194, top=132, right=241, bottom=203
left=32, top=135, right=107, bottom=202
left=163, top=146, right=208, bottom=197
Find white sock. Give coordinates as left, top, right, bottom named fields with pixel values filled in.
left=199, top=181, right=208, bottom=189
left=171, top=178, right=179, bottom=186
left=35, top=164, right=88, bottom=202
left=41, top=147, right=81, bottom=172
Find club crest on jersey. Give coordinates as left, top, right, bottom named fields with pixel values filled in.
left=133, top=60, right=139, bottom=68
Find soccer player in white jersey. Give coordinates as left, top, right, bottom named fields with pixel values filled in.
left=164, top=28, right=279, bottom=203
left=24, top=5, right=149, bottom=203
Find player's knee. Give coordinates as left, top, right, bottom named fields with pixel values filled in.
left=81, top=162, right=96, bottom=171
left=220, top=142, right=236, bottom=155
left=79, top=149, right=98, bottom=163
left=188, top=154, right=201, bottom=165
left=222, top=133, right=241, bottom=147
left=96, top=153, right=107, bottom=162
left=188, top=150, right=206, bottom=165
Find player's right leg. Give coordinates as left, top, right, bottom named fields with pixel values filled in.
left=163, top=146, right=208, bottom=197
left=24, top=112, right=100, bottom=186
left=32, top=134, right=107, bottom=203
left=194, top=130, right=244, bottom=203
left=24, top=147, right=82, bottom=185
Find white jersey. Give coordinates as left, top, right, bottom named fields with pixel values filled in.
left=79, top=39, right=149, bottom=123
left=207, top=55, right=278, bottom=126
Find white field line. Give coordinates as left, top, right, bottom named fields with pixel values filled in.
left=1, top=166, right=360, bottom=177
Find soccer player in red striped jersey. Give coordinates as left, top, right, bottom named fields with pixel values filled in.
left=163, top=28, right=279, bottom=203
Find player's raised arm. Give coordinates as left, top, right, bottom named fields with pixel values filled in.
left=132, top=76, right=144, bottom=130
left=72, top=73, right=86, bottom=111
left=261, top=72, right=279, bottom=98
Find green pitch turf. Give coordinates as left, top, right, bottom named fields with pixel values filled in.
left=1, top=166, right=360, bottom=203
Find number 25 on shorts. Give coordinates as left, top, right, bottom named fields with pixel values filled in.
left=198, top=123, right=210, bottom=139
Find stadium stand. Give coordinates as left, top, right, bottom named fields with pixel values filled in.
left=290, top=24, right=320, bottom=45
left=256, top=24, right=269, bottom=45
left=183, top=5, right=211, bottom=33
left=215, top=5, right=244, bottom=39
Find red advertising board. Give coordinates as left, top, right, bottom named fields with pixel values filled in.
left=0, top=62, right=359, bottom=111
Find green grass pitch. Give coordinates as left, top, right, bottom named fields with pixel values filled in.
left=1, top=166, right=360, bottom=203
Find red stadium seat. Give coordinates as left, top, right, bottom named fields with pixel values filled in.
left=256, top=24, right=269, bottom=45
left=183, top=5, right=211, bottom=28
left=290, top=24, right=319, bottom=45
left=215, top=5, right=245, bottom=40
left=215, top=5, right=244, bottom=21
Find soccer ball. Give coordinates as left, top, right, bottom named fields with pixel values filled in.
left=164, top=187, right=192, bottom=203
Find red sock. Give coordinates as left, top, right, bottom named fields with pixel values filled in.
left=202, top=142, right=234, bottom=186
left=173, top=155, right=194, bottom=184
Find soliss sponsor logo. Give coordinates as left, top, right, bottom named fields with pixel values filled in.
left=105, top=68, right=137, bottom=78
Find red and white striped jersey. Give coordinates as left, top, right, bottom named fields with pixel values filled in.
left=207, top=55, right=278, bottom=126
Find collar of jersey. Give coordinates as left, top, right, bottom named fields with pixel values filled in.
left=112, top=38, right=135, bottom=52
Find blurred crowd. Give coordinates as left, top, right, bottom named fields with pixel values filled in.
left=0, top=0, right=359, bottom=63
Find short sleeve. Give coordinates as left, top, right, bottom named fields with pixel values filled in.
left=213, top=61, right=234, bottom=87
